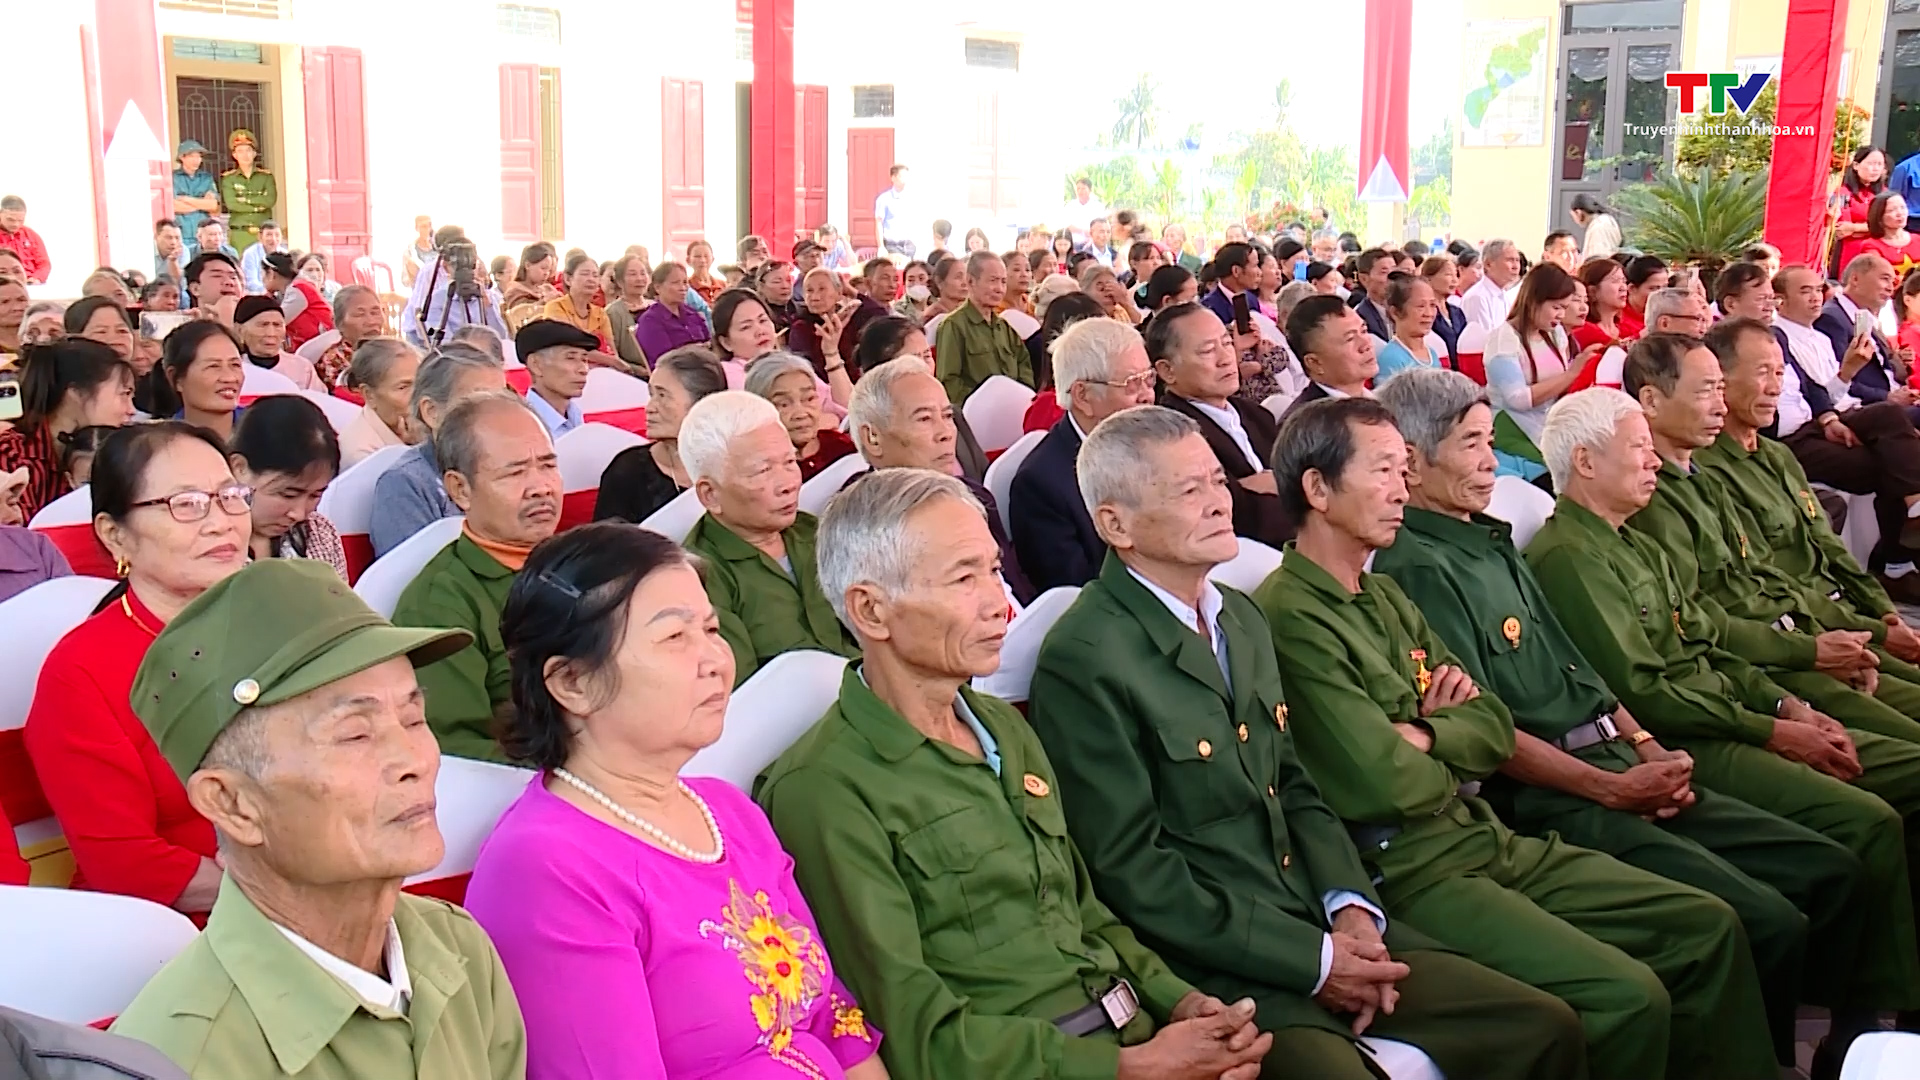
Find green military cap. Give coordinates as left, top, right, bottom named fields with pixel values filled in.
left=132, top=560, right=473, bottom=783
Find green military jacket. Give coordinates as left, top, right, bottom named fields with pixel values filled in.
left=684, top=511, right=859, bottom=685
left=391, top=534, right=515, bottom=763
left=219, top=167, right=278, bottom=237
left=933, top=301, right=1033, bottom=406
left=1525, top=497, right=1785, bottom=748
left=756, top=665, right=1193, bottom=1080
left=1696, top=431, right=1897, bottom=625
left=112, top=878, right=527, bottom=1080
left=1028, top=554, right=1401, bottom=1036
left=1254, top=545, right=1518, bottom=897
left=1372, top=507, right=1614, bottom=741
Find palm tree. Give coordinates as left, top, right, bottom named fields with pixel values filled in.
left=1234, top=160, right=1261, bottom=218
left=1272, top=79, right=1293, bottom=130
left=1112, top=74, right=1164, bottom=150
left=1151, top=160, right=1183, bottom=218
left=1614, top=168, right=1766, bottom=270
left=1408, top=177, right=1452, bottom=229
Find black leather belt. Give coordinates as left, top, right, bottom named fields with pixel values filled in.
left=1054, top=979, right=1140, bottom=1036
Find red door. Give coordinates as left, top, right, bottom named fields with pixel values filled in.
left=796, top=85, right=827, bottom=233
left=302, top=47, right=372, bottom=266
left=499, top=64, right=542, bottom=243
left=846, top=127, right=894, bottom=252
left=662, top=77, right=706, bottom=257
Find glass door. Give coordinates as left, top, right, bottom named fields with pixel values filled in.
left=1551, top=4, right=1682, bottom=234
left=1876, top=1, right=1920, bottom=165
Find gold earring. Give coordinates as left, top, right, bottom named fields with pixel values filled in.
left=114, top=554, right=130, bottom=578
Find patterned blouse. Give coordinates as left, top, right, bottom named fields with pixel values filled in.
left=268, top=512, right=349, bottom=580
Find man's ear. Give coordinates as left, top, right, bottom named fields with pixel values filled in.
left=185, top=768, right=265, bottom=853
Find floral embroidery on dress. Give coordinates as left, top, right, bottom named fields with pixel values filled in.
left=700, top=879, right=828, bottom=1056
left=829, top=994, right=871, bottom=1041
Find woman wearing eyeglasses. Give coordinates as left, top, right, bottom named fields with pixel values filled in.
left=23, top=422, right=250, bottom=921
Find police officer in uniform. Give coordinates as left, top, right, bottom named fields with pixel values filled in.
left=219, top=129, right=277, bottom=254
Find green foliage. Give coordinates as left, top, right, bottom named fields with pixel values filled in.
left=1675, top=84, right=1873, bottom=178
left=1613, top=168, right=1766, bottom=269
left=1412, top=120, right=1453, bottom=186
left=1063, top=158, right=1151, bottom=211
left=1112, top=75, right=1163, bottom=151
left=1150, top=160, right=1183, bottom=218
left=1409, top=177, right=1451, bottom=229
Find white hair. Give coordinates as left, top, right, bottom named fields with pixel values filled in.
left=1051, top=318, right=1142, bottom=407
left=1643, top=287, right=1694, bottom=325
left=1482, top=238, right=1517, bottom=264
left=846, top=356, right=935, bottom=462
left=1076, top=405, right=1201, bottom=515
left=743, top=351, right=817, bottom=401
left=1541, top=388, right=1642, bottom=491
left=815, top=467, right=984, bottom=630
left=679, top=390, right=785, bottom=487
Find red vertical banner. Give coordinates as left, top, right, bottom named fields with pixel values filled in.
left=1358, top=0, right=1413, bottom=202
left=750, top=0, right=796, bottom=248
left=1765, top=0, right=1848, bottom=266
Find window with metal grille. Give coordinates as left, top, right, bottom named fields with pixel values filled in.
left=735, top=26, right=754, bottom=61
left=158, top=0, right=286, bottom=18
left=497, top=4, right=562, bottom=47
left=853, top=85, right=895, bottom=118
left=170, top=38, right=266, bottom=64
left=539, top=67, right=565, bottom=241
left=963, top=38, right=1019, bottom=71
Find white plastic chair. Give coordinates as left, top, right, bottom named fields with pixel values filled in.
left=1812, top=484, right=1880, bottom=569
left=684, top=650, right=849, bottom=789
left=1843, top=1032, right=1920, bottom=1080
left=317, top=442, right=414, bottom=537
left=641, top=487, right=705, bottom=543
left=300, top=389, right=363, bottom=435
left=579, top=367, right=651, bottom=412
left=1261, top=390, right=1300, bottom=424
left=238, top=362, right=304, bottom=404
left=1000, top=307, right=1041, bottom=340
left=984, top=429, right=1046, bottom=533
left=1209, top=537, right=1286, bottom=593
left=556, top=422, right=647, bottom=494
left=26, top=486, right=114, bottom=578
left=1489, top=474, right=1555, bottom=551
left=0, top=577, right=118, bottom=735
left=0, top=885, right=199, bottom=1024
left=353, top=516, right=464, bottom=618
left=406, top=756, right=536, bottom=888
left=973, top=586, right=1080, bottom=703
left=798, top=455, right=870, bottom=516
left=963, top=375, right=1038, bottom=455
left=1364, top=1040, right=1444, bottom=1080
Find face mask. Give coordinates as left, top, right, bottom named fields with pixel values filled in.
left=906, top=285, right=931, bottom=302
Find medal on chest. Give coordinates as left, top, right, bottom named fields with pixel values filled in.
left=1501, top=617, right=1521, bottom=649
left=1410, top=649, right=1432, bottom=694
left=1799, top=489, right=1820, bottom=521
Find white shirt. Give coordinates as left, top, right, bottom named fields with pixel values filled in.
left=274, top=919, right=411, bottom=1015
left=525, top=388, right=584, bottom=439
left=1775, top=361, right=1814, bottom=439
left=1315, top=383, right=1372, bottom=401
left=1187, top=398, right=1264, bottom=473
left=1580, top=214, right=1622, bottom=261
left=1778, top=317, right=1862, bottom=416
left=1062, top=197, right=1108, bottom=239
left=1457, top=276, right=1519, bottom=350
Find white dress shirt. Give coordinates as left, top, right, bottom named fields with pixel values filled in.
left=1778, top=318, right=1862, bottom=417
left=1457, top=276, right=1519, bottom=351
left=275, top=919, right=411, bottom=1015
left=525, top=388, right=584, bottom=439
left=1188, top=398, right=1264, bottom=472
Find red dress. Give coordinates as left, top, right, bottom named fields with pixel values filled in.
left=23, top=590, right=216, bottom=908
left=1023, top=393, right=1065, bottom=434
left=797, top=427, right=856, bottom=481
left=1617, top=305, right=1646, bottom=341
left=1837, top=186, right=1879, bottom=276
left=1863, top=233, right=1920, bottom=278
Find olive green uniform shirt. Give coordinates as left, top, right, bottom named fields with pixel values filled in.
left=1372, top=507, right=1615, bottom=741
left=1695, top=431, right=1897, bottom=623
left=683, top=511, right=859, bottom=686
left=933, top=301, right=1033, bottom=406
left=391, top=534, right=515, bottom=763
left=218, top=168, right=278, bottom=243
left=1525, top=497, right=1785, bottom=747
left=756, top=666, right=1193, bottom=1080
left=112, top=877, right=527, bottom=1080
left=1254, top=545, right=1518, bottom=897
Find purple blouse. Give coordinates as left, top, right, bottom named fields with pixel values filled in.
left=633, top=302, right=713, bottom=367
left=464, top=775, right=881, bottom=1080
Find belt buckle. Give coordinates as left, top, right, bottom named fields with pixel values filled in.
left=1594, top=714, right=1619, bottom=742
left=1100, top=979, right=1140, bottom=1030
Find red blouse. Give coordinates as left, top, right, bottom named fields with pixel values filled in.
left=1023, top=393, right=1066, bottom=435
left=1863, top=233, right=1920, bottom=278
left=23, top=589, right=215, bottom=908
left=797, top=427, right=856, bottom=481
left=1838, top=186, right=1879, bottom=275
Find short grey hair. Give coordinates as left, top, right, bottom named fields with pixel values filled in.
left=1541, top=387, right=1642, bottom=491
left=1644, top=287, right=1695, bottom=325
left=847, top=356, right=935, bottom=459
left=1076, top=405, right=1201, bottom=515
left=345, top=337, right=417, bottom=394
left=1051, top=318, right=1141, bottom=407
left=679, top=390, right=785, bottom=487
left=447, top=323, right=506, bottom=364
left=1844, top=252, right=1893, bottom=283
left=743, top=351, right=818, bottom=401
left=1274, top=281, right=1314, bottom=328
left=1482, top=238, right=1517, bottom=264
left=411, top=343, right=501, bottom=426
left=437, top=391, right=538, bottom=480
left=816, top=467, right=984, bottom=630
left=23, top=299, right=66, bottom=324
left=330, top=284, right=379, bottom=327
left=1375, top=368, right=1489, bottom=460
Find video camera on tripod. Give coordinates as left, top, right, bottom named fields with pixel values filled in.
left=418, top=228, right=487, bottom=346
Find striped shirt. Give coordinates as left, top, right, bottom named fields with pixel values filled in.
left=0, top=425, right=66, bottom=522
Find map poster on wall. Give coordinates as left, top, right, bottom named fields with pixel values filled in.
left=1461, top=18, right=1550, bottom=147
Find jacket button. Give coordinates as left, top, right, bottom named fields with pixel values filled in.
left=1237, top=724, right=1249, bottom=742
left=1282, top=854, right=1292, bottom=869
left=1567, top=663, right=1577, bottom=672
left=1198, top=739, right=1213, bottom=758
left=1267, top=785, right=1277, bottom=797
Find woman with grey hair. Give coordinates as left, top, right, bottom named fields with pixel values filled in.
left=337, top=337, right=421, bottom=467
left=367, top=343, right=509, bottom=557
left=747, top=352, right=856, bottom=481
left=596, top=346, right=728, bottom=524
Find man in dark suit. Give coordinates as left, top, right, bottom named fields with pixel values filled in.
left=1148, top=302, right=1295, bottom=545
left=1008, top=317, right=1156, bottom=591
left=1200, top=241, right=1266, bottom=334
left=1813, top=253, right=1908, bottom=409
left=1350, top=248, right=1395, bottom=341
left=1279, top=295, right=1380, bottom=427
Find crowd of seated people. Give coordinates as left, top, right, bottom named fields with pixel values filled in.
left=25, top=208, right=1920, bottom=1080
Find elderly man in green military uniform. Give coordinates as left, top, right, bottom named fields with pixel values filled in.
left=111, top=559, right=527, bottom=1079
left=1373, top=367, right=1875, bottom=1069
left=1526, top=386, right=1920, bottom=1033
left=680, top=391, right=860, bottom=684
left=1026, top=405, right=1585, bottom=1080
left=219, top=129, right=277, bottom=253
left=1255, top=396, right=1772, bottom=1080
left=758, top=469, right=1271, bottom=1080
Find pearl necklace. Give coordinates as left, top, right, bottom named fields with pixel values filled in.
left=552, top=769, right=725, bottom=864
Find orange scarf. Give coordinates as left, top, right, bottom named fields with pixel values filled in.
left=463, top=522, right=535, bottom=572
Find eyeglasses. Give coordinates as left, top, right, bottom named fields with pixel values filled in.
left=1096, top=371, right=1159, bottom=392
left=128, top=484, right=254, bottom=523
